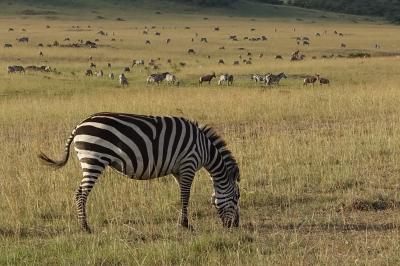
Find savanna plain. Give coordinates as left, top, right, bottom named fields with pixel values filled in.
left=1, top=1, right=400, bottom=265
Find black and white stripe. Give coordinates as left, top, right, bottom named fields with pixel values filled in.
left=39, top=112, right=240, bottom=232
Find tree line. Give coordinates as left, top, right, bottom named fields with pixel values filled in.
left=288, top=0, right=400, bottom=23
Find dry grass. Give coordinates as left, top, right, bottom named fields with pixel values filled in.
left=1, top=4, right=400, bottom=265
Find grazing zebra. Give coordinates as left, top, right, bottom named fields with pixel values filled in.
left=38, top=112, right=240, bottom=232
left=147, top=72, right=169, bottom=84
left=250, top=74, right=266, bottom=84
left=165, top=73, right=179, bottom=85
left=119, top=73, right=128, bottom=86
left=218, top=74, right=233, bottom=86
left=265, top=72, right=287, bottom=86
left=7, top=65, right=25, bottom=74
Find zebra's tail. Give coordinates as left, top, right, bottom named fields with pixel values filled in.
left=38, top=129, right=76, bottom=168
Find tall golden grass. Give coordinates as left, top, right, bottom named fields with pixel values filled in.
left=1, top=10, right=400, bottom=265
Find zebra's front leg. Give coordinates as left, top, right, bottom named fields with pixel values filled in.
left=175, top=172, right=195, bottom=229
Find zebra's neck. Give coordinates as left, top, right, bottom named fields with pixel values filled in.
left=203, top=136, right=236, bottom=198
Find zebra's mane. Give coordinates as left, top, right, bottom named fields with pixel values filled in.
left=196, top=123, right=237, bottom=167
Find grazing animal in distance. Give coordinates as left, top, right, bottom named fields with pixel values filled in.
left=165, top=73, right=179, bottom=85
left=199, top=72, right=216, bottom=85
left=275, top=55, right=283, bottom=60
left=317, top=75, right=330, bottom=85
left=166, top=38, right=171, bottom=44
left=303, top=75, right=318, bottom=86
left=233, top=60, right=240, bottom=65
left=187, top=49, right=196, bottom=55
left=303, top=40, right=310, bottom=46
left=109, top=73, right=114, bottom=79
left=85, top=69, right=93, bottom=76
left=218, top=74, right=234, bottom=86
left=90, top=62, right=96, bottom=68
left=147, top=72, right=169, bottom=84
left=124, top=67, right=130, bottom=72
left=132, top=59, right=145, bottom=67
left=265, top=72, right=287, bottom=86
left=7, top=65, right=25, bottom=74
left=17, top=37, right=29, bottom=43
left=340, top=43, right=346, bottom=48
left=107, top=63, right=111, bottom=69
left=200, top=37, right=208, bottom=43
left=218, top=59, right=225, bottom=65
left=96, top=70, right=103, bottom=77
left=251, top=74, right=267, bottom=83
left=119, top=73, right=128, bottom=86
left=38, top=112, right=240, bottom=232
left=4, top=43, right=12, bottom=48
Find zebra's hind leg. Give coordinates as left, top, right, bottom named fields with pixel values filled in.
left=75, top=159, right=106, bottom=233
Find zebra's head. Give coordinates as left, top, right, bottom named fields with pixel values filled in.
left=212, top=164, right=240, bottom=228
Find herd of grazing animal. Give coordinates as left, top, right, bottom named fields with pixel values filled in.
left=3, top=23, right=342, bottom=89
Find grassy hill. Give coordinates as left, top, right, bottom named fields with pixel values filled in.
left=0, top=0, right=379, bottom=23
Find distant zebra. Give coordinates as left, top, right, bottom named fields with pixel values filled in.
left=38, top=112, right=240, bottom=232
left=218, top=74, right=234, bottom=86
left=165, top=73, right=179, bottom=85
left=147, top=72, right=169, bottom=84
left=7, top=65, right=25, bottom=74
left=265, top=72, right=287, bottom=86
left=132, top=59, right=145, bottom=67
left=119, top=73, right=128, bottom=86
left=250, top=74, right=266, bottom=84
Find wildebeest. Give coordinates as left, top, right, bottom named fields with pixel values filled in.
left=199, top=72, right=216, bottom=85
left=340, top=43, right=346, bottom=48
left=275, top=55, right=283, bottom=60
left=7, top=65, right=25, bottom=74
left=303, top=40, right=310, bottom=46
left=200, top=37, right=208, bottom=43
left=218, top=74, right=234, bottom=86
left=145, top=40, right=151, bottom=45
left=265, top=72, right=287, bottom=86
left=119, top=73, right=128, bottom=86
left=4, top=43, right=12, bottom=48
left=124, top=67, right=131, bottom=72
left=303, top=75, right=318, bottom=86
left=187, top=49, right=196, bottom=55
left=17, top=37, right=29, bottom=43
left=218, top=59, right=225, bottom=64
left=109, top=72, right=115, bottom=79
left=315, top=32, right=321, bottom=37
left=233, top=60, right=240, bottom=65
left=85, top=69, right=93, bottom=76
left=317, top=75, right=330, bottom=85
